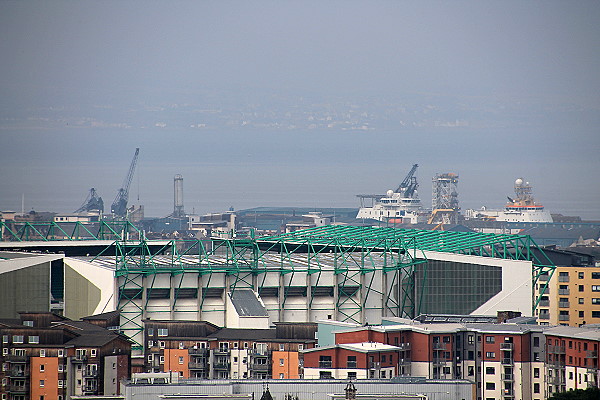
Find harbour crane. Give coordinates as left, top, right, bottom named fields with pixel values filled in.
left=74, top=188, right=104, bottom=213
left=111, top=148, right=139, bottom=218
left=395, top=163, right=419, bottom=198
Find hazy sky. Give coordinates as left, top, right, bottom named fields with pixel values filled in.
left=1, top=1, right=599, bottom=219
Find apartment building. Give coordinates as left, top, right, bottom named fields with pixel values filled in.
left=313, top=321, right=549, bottom=400
left=534, top=247, right=598, bottom=326
left=0, top=312, right=131, bottom=400
left=545, top=325, right=600, bottom=396
left=142, top=320, right=316, bottom=380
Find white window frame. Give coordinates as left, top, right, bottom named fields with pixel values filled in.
left=40, top=349, right=46, bottom=357
left=58, top=349, right=64, bottom=358
left=157, top=328, right=168, bottom=337
left=90, top=349, right=97, bottom=357
left=28, top=336, right=39, bottom=344
left=279, top=344, right=285, bottom=351
left=13, top=335, right=24, bottom=344
left=159, top=356, right=165, bottom=364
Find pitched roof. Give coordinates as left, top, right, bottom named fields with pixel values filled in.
left=229, top=290, right=268, bottom=317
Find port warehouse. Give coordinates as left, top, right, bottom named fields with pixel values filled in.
left=0, top=222, right=555, bottom=352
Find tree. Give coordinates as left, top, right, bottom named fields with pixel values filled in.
left=547, top=387, right=600, bottom=400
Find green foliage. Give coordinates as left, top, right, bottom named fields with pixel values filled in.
left=547, top=387, right=600, bottom=400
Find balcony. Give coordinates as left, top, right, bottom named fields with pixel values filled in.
left=70, top=355, right=88, bottom=363
left=397, top=343, right=411, bottom=351
left=432, top=343, right=446, bottom=351
left=369, top=362, right=381, bottom=369
left=501, top=358, right=514, bottom=365
left=500, top=343, right=514, bottom=351
left=538, top=313, right=550, bottom=320
left=7, top=368, right=29, bottom=377
left=189, top=348, right=209, bottom=355
left=213, top=362, right=231, bottom=370
left=539, top=300, right=550, bottom=307
left=398, top=358, right=411, bottom=365
left=189, top=361, right=208, bottom=369
left=559, top=301, right=570, bottom=308
left=502, top=373, right=514, bottom=381
left=8, top=384, right=29, bottom=393
left=83, top=369, right=99, bottom=377
left=213, top=348, right=230, bottom=356
left=548, top=345, right=566, bottom=354
left=559, top=314, right=570, bottom=321
left=319, top=361, right=333, bottom=368
left=558, top=275, right=570, bottom=282
left=550, top=375, right=565, bottom=385
left=586, top=350, right=598, bottom=359
left=539, top=274, right=549, bottom=282
left=432, top=358, right=447, bottom=366
left=558, top=289, right=570, bottom=295
left=250, top=363, right=270, bottom=371
left=249, top=350, right=270, bottom=358
left=4, top=354, right=27, bottom=362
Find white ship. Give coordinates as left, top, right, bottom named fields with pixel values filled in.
left=356, top=164, right=425, bottom=224
left=465, top=178, right=553, bottom=223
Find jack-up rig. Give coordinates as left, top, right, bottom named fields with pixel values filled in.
left=111, top=148, right=140, bottom=218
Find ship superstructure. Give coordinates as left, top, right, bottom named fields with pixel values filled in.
left=465, top=178, right=553, bottom=223
left=356, top=164, right=424, bottom=224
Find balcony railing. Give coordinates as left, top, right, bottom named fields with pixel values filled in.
left=539, top=274, right=549, bottom=281
left=213, top=348, right=230, bottom=355
left=559, top=301, right=570, bottom=308
left=539, top=300, right=550, bottom=307
left=213, top=362, right=231, bottom=370
left=559, top=314, right=570, bottom=321
left=538, top=313, right=550, bottom=320
left=558, top=289, right=570, bottom=295
left=586, top=350, right=598, bottom=359
left=83, top=369, right=99, bottom=377
left=4, top=354, right=27, bottom=362
left=500, top=343, right=514, bottom=351
left=7, top=368, right=29, bottom=377
left=501, top=358, right=514, bottom=365
left=319, top=361, right=333, bottom=368
left=397, top=343, right=411, bottom=350
left=432, top=343, right=446, bottom=351
left=250, top=363, right=270, bottom=371
left=432, top=358, right=447, bottom=366
left=8, top=384, right=29, bottom=393
left=189, top=348, right=209, bottom=355
left=558, top=276, right=570, bottom=282
left=369, top=362, right=381, bottom=369
left=398, top=358, right=411, bottom=365
left=71, top=355, right=88, bottom=363
left=189, top=361, right=208, bottom=369
left=502, top=373, right=514, bottom=381
left=548, top=345, right=566, bottom=354
left=550, top=375, right=565, bottom=385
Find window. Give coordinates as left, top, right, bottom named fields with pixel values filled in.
left=39, top=349, right=45, bottom=357
left=1, top=335, right=7, bottom=344
left=592, top=272, right=600, bottom=279
left=58, top=364, right=64, bottom=372
left=179, top=342, right=184, bottom=349
left=485, top=352, right=496, bottom=358
left=347, top=355, right=357, bottom=368
left=443, top=366, right=450, bottom=374
left=40, top=380, right=45, bottom=387
left=279, top=358, right=284, bottom=366
left=28, top=336, right=39, bottom=344
left=580, top=285, right=585, bottom=292
left=593, top=298, right=600, bottom=304
left=13, top=335, right=24, bottom=344
left=485, top=382, right=495, bottom=390
left=179, top=356, right=184, bottom=365
left=534, top=367, right=540, bottom=378
left=148, top=340, right=154, bottom=347
left=233, top=342, right=239, bottom=349
left=58, top=349, right=64, bottom=357
left=159, top=356, right=165, bottom=364
left=592, top=286, right=600, bottom=292
left=467, top=335, right=474, bottom=345
left=298, top=344, right=304, bottom=351
left=147, top=328, right=154, bottom=336
left=382, top=355, right=387, bottom=362
left=90, top=349, right=97, bottom=357
left=159, top=341, right=165, bottom=349
left=592, top=311, right=600, bottom=318
left=40, top=364, right=45, bottom=372
left=533, top=336, right=540, bottom=347
left=319, top=355, right=332, bottom=368
left=148, top=355, right=153, bottom=363
left=485, top=336, right=495, bottom=344
left=468, top=366, right=474, bottom=376
left=244, top=342, right=248, bottom=349
left=157, top=328, right=168, bottom=337
left=485, top=367, right=495, bottom=374
left=580, top=311, right=585, bottom=318
left=580, top=298, right=585, bottom=304
left=347, top=372, right=357, bottom=380
left=58, top=380, right=63, bottom=388
left=279, top=343, right=285, bottom=351
left=23, top=320, right=33, bottom=327
left=579, top=272, right=585, bottom=279
left=467, top=351, right=474, bottom=360
left=279, top=373, right=285, bottom=379
left=443, top=336, right=450, bottom=343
